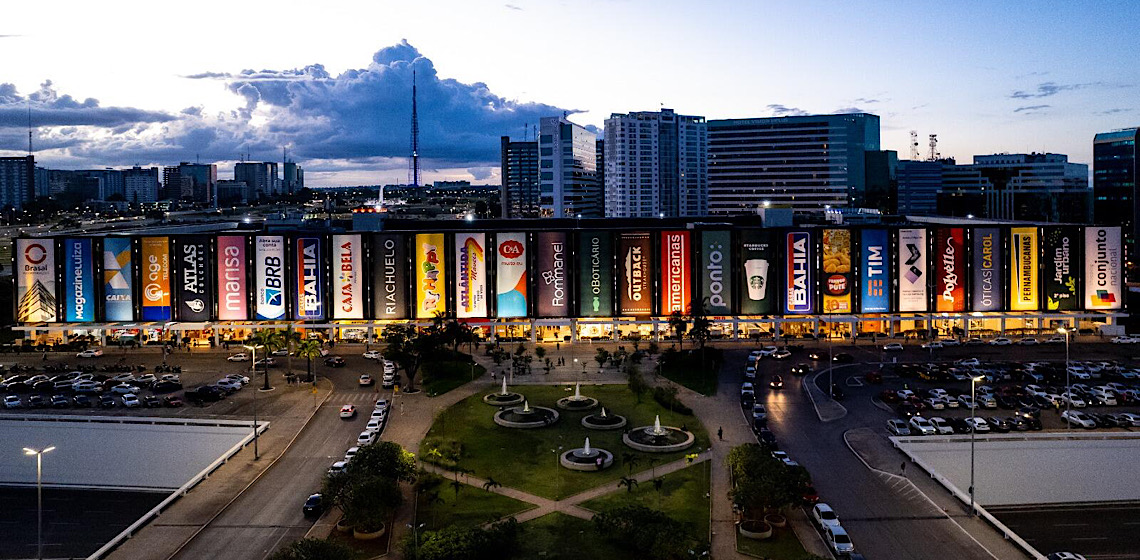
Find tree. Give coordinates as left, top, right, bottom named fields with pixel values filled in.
left=482, top=477, right=502, bottom=492
left=382, top=324, right=442, bottom=392
left=621, top=452, right=641, bottom=476
left=627, top=367, right=648, bottom=404
left=594, top=348, right=610, bottom=370
left=296, top=340, right=322, bottom=383
left=251, top=329, right=285, bottom=390
left=592, top=505, right=702, bottom=560
left=618, top=476, right=639, bottom=493
left=268, top=538, right=358, bottom=560
left=408, top=518, right=520, bottom=560
left=667, top=311, right=688, bottom=351
left=323, top=442, right=417, bottom=531
left=534, top=346, right=546, bottom=361
left=727, top=444, right=810, bottom=518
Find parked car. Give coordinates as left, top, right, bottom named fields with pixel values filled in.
left=3, top=395, right=22, bottom=409
left=825, top=525, right=855, bottom=555
left=98, top=394, right=116, bottom=408
left=772, top=349, right=792, bottom=360
left=986, top=416, right=1011, bottom=433
left=362, top=350, right=382, bottom=360
left=227, top=353, right=250, bottom=362
left=76, top=349, right=104, bottom=358
left=142, top=395, right=161, bottom=407
left=382, top=373, right=396, bottom=388
left=929, top=417, right=954, bottom=435
left=327, top=461, right=348, bottom=476
left=344, top=446, right=360, bottom=462
left=908, top=416, right=936, bottom=435
left=751, top=403, right=767, bottom=422
left=887, top=419, right=911, bottom=436
left=226, top=374, right=250, bottom=385
left=122, top=394, right=141, bottom=408
left=964, top=417, right=991, bottom=433
left=1061, top=410, right=1097, bottom=429
left=812, top=503, right=841, bottom=529
left=883, top=342, right=904, bottom=352
left=163, top=396, right=184, bottom=407
left=357, top=430, right=377, bottom=446
left=302, top=493, right=324, bottom=517
left=832, top=353, right=854, bottom=363
left=374, top=398, right=390, bottom=412
left=920, top=341, right=944, bottom=350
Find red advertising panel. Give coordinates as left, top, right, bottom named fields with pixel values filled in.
left=660, top=231, right=691, bottom=314
left=216, top=236, right=248, bottom=320
left=935, top=228, right=965, bottom=312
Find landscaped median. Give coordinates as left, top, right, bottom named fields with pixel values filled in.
left=728, top=443, right=820, bottom=559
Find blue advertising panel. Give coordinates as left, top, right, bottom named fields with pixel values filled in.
left=784, top=231, right=813, bottom=314
left=294, top=236, right=325, bottom=320
left=64, top=238, right=95, bottom=322
left=860, top=229, right=890, bottom=313
left=103, top=237, right=135, bottom=321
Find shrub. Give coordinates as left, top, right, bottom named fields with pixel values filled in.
left=267, top=538, right=358, bottom=560
left=592, top=505, right=704, bottom=559
left=405, top=518, right=520, bottom=560
left=651, top=386, right=692, bottom=416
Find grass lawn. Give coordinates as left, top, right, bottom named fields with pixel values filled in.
left=421, top=357, right=485, bottom=396
left=416, top=481, right=534, bottom=531
left=579, top=461, right=710, bottom=541
left=421, top=384, right=710, bottom=500
left=514, top=513, right=640, bottom=560
left=736, top=526, right=808, bottom=559
left=659, top=348, right=721, bottom=396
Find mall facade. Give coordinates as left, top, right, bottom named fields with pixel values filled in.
left=12, top=221, right=1126, bottom=346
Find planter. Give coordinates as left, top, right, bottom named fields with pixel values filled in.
left=353, top=522, right=386, bottom=541
left=335, top=517, right=353, bottom=534
left=764, top=513, right=787, bottom=528
left=738, top=520, right=773, bottom=540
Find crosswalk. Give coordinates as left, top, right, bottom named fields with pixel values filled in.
left=330, top=392, right=394, bottom=404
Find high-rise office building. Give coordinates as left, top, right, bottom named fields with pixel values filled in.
left=179, top=162, right=218, bottom=203
left=1093, top=128, right=1139, bottom=265
left=282, top=161, right=303, bottom=195
left=123, top=166, right=160, bottom=203
left=595, top=139, right=604, bottom=202
left=0, top=156, right=35, bottom=210
left=896, top=160, right=945, bottom=215
left=539, top=116, right=599, bottom=217
left=707, top=113, right=880, bottom=214
left=234, top=162, right=279, bottom=200
left=939, top=153, right=1089, bottom=222
left=500, top=137, right=540, bottom=218
left=162, top=166, right=190, bottom=200
left=604, top=109, right=707, bottom=218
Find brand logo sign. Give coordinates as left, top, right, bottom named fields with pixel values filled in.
left=1044, top=226, right=1080, bottom=311
left=140, top=237, right=171, bottom=321
left=1010, top=227, right=1038, bottom=311
left=700, top=231, right=732, bottom=315
left=619, top=232, right=652, bottom=316
left=821, top=229, right=851, bottom=314
left=660, top=231, right=691, bottom=315
left=935, top=228, right=965, bottom=312
left=495, top=233, right=528, bottom=318
left=103, top=237, right=134, bottom=321
left=740, top=230, right=775, bottom=315
left=372, top=234, right=408, bottom=319
left=216, top=236, right=248, bottom=321
left=332, top=234, right=363, bottom=319
left=16, top=238, right=57, bottom=323
left=785, top=231, right=813, bottom=314
left=578, top=231, right=613, bottom=317
left=536, top=232, right=568, bottom=317
left=455, top=233, right=487, bottom=318
left=971, top=228, right=1003, bottom=312
left=1084, top=226, right=1121, bottom=310
left=860, top=229, right=890, bottom=313
left=898, top=228, right=927, bottom=312
left=294, top=237, right=324, bottom=320
left=416, top=233, right=446, bottom=318
left=255, top=236, right=286, bottom=320
left=64, top=238, right=94, bottom=322
left=177, top=236, right=211, bottom=321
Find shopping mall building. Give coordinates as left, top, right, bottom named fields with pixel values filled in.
left=11, top=217, right=1126, bottom=347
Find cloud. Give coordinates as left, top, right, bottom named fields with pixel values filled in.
left=505, top=3, right=522, bottom=10
left=1097, top=108, right=1131, bottom=115
left=1013, top=104, right=1050, bottom=114
left=854, top=98, right=882, bottom=104
left=0, top=81, right=176, bottom=128
left=1009, top=81, right=1105, bottom=99
left=183, top=71, right=232, bottom=80
left=834, top=107, right=867, bottom=114
left=767, top=104, right=808, bottom=117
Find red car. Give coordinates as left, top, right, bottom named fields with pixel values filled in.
left=801, top=484, right=820, bottom=504
left=163, top=396, right=184, bottom=407
left=879, top=389, right=901, bottom=403
left=865, top=371, right=883, bottom=384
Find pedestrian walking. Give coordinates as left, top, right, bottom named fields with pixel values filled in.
left=717, top=427, right=723, bottom=441
left=42, top=351, right=47, bottom=362
left=901, top=462, right=906, bottom=474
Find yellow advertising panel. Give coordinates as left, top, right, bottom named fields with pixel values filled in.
left=1010, top=227, right=1038, bottom=311
left=415, top=233, right=446, bottom=318
left=821, top=229, right=852, bottom=313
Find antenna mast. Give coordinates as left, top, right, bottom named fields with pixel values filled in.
left=909, top=130, right=919, bottom=160
left=927, top=134, right=939, bottom=161
left=27, top=105, right=33, bottom=155
left=408, top=68, right=420, bottom=187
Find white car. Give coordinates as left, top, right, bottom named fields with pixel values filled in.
left=359, top=374, right=374, bottom=387
left=77, top=349, right=104, bottom=358
left=772, top=349, right=792, bottom=360
left=216, top=378, right=242, bottom=392
left=111, top=383, right=141, bottom=395
left=339, top=405, right=357, bottom=418
left=748, top=349, right=763, bottom=360
left=886, top=419, right=911, bottom=436
left=226, top=374, right=250, bottom=385
left=757, top=346, right=779, bottom=357
left=1116, top=412, right=1140, bottom=427
left=374, top=399, right=390, bottom=411
left=956, top=358, right=981, bottom=367
left=1061, top=410, right=1096, bottom=429
left=929, top=417, right=954, bottom=435
left=328, top=461, right=348, bottom=475
left=811, top=503, right=841, bottom=529
left=752, top=403, right=767, bottom=421
left=964, top=417, right=990, bottom=433
left=382, top=373, right=396, bottom=388
left=357, top=430, right=377, bottom=446
left=4, top=395, right=22, bottom=408
left=121, top=393, right=141, bottom=408
left=366, top=419, right=383, bottom=433
left=382, top=360, right=396, bottom=374
left=1043, top=335, right=1067, bottom=344
left=989, top=337, right=1013, bottom=346
left=744, top=366, right=756, bottom=379
left=977, top=394, right=997, bottom=409
left=72, top=380, right=102, bottom=393
left=1111, top=335, right=1140, bottom=344
left=928, top=388, right=949, bottom=399
left=770, top=450, right=798, bottom=467
left=344, top=447, right=360, bottom=462
left=908, top=416, right=936, bottom=435
left=136, top=373, right=158, bottom=386
left=1025, top=384, right=1047, bottom=397
left=362, top=350, right=382, bottom=360
left=940, top=339, right=961, bottom=347
left=882, top=342, right=904, bottom=352
left=923, top=398, right=945, bottom=410
left=1060, top=392, right=1087, bottom=408
left=920, top=341, right=944, bottom=350
left=370, top=409, right=386, bottom=421
left=227, top=353, right=250, bottom=362
left=825, top=525, right=855, bottom=555
left=896, top=389, right=916, bottom=400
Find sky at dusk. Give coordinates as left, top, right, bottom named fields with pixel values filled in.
left=1, top=0, right=1138, bottom=187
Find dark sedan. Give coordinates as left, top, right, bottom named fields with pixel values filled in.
left=324, top=356, right=346, bottom=368
left=302, top=493, right=324, bottom=517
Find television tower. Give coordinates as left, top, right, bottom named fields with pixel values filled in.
left=408, top=68, right=420, bottom=187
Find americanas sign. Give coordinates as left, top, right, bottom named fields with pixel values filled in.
left=455, top=233, right=487, bottom=318
left=495, top=233, right=527, bottom=318
left=416, top=233, right=446, bottom=318
left=332, top=234, right=364, bottom=319
left=660, top=231, right=691, bottom=315
left=294, top=236, right=325, bottom=320
left=821, top=229, right=851, bottom=314
left=785, top=231, right=813, bottom=315
left=935, top=228, right=965, bottom=312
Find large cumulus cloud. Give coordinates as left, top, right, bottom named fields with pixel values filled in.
left=0, top=81, right=176, bottom=128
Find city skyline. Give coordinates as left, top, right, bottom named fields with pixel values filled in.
left=1, top=0, right=1138, bottom=187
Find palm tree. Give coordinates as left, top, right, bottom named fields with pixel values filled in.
left=251, top=329, right=285, bottom=390
left=668, top=311, right=688, bottom=351
left=449, top=478, right=463, bottom=499
left=621, top=452, right=641, bottom=476
left=482, top=477, right=502, bottom=492
left=296, top=340, right=323, bottom=383
left=283, top=327, right=301, bottom=379
left=618, top=476, right=638, bottom=493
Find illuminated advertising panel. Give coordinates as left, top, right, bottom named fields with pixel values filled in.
left=971, top=228, right=1003, bottom=312
left=618, top=232, right=652, bottom=316
left=495, top=233, right=527, bottom=318
left=16, top=238, right=57, bottom=323
left=739, top=230, right=775, bottom=315
left=254, top=236, right=286, bottom=320
left=1044, top=226, right=1081, bottom=311
left=372, top=234, right=408, bottom=319
left=934, top=228, right=965, bottom=312
left=140, top=237, right=171, bottom=321
left=415, top=233, right=446, bottom=318
left=216, top=236, right=248, bottom=321
left=821, top=229, right=852, bottom=314
left=860, top=229, right=889, bottom=313
left=332, top=234, right=364, bottom=319
left=1010, top=227, right=1038, bottom=311
left=455, top=232, right=487, bottom=318
left=294, top=236, right=325, bottom=320
left=660, top=231, right=691, bottom=315
left=1084, top=226, right=1122, bottom=310
left=700, top=231, right=732, bottom=315
left=898, top=228, right=927, bottom=312
left=176, top=236, right=212, bottom=321
left=578, top=231, right=613, bottom=317
left=785, top=231, right=813, bottom=314
left=535, top=231, right=569, bottom=317
left=63, top=238, right=94, bottom=322
left=103, top=238, right=134, bottom=321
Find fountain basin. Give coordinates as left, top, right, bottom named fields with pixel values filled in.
left=556, top=395, right=599, bottom=411
left=493, top=404, right=560, bottom=429
left=560, top=447, right=614, bottom=471
left=483, top=392, right=525, bottom=406
left=622, top=424, right=695, bottom=453
left=581, top=411, right=627, bottom=430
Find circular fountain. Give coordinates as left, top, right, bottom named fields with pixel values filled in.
left=560, top=437, right=614, bottom=471
left=493, top=399, right=560, bottom=429
left=622, top=415, right=695, bottom=453
left=581, top=406, right=627, bottom=430
left=483, top=377, right=525, bottom=406
left=555, top=383, right=599, bottom=411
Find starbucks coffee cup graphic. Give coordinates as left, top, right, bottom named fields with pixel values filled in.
left=744, top=259, right=769, bottom=300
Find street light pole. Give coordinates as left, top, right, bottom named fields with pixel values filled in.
left=1060, top=327, right=1071, bottom=429
left=244, top=345, right=262, bottom=459
left=24, top=446, right=55, bottom=560
left=969, top=375, right=982, bottom=517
